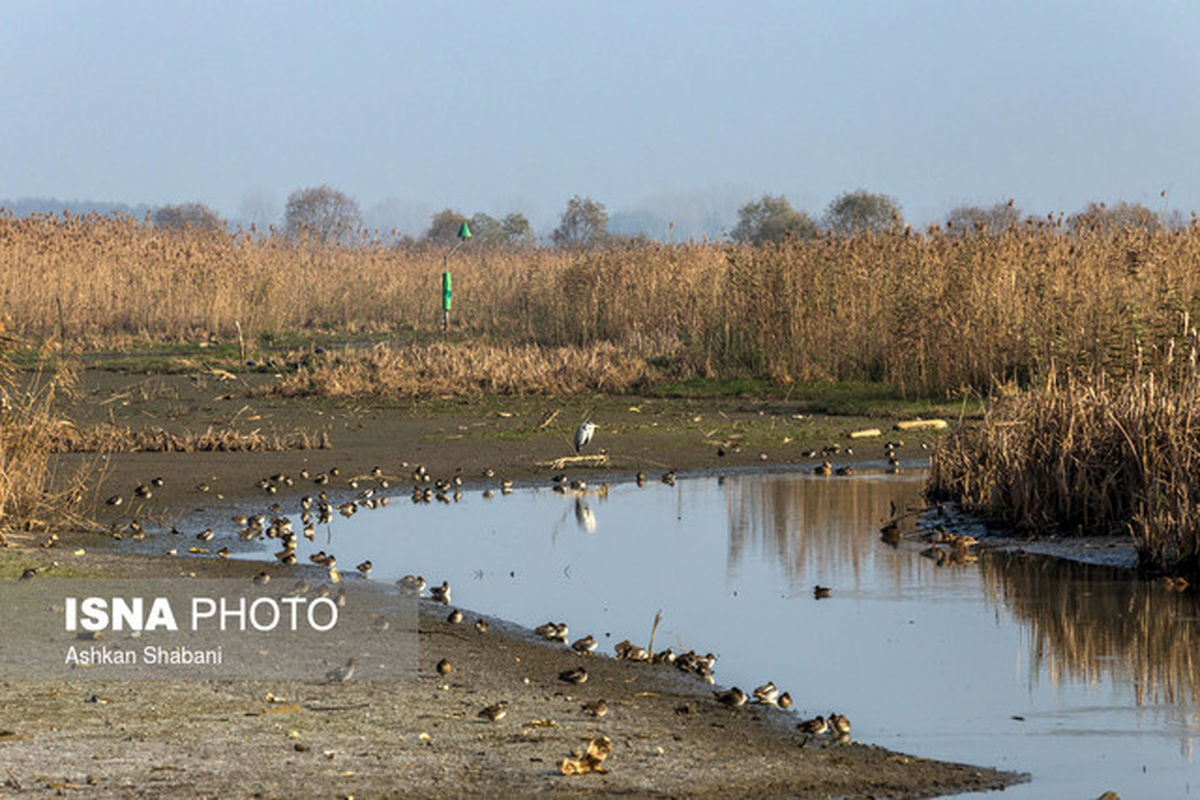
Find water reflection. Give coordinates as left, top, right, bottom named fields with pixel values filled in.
left=189, top=467, right=1197, bottom=797
left=981, top=552, right=1200, bottom=707
left=723, top=472, right=929, bottom=592
left=573, top=496, right=596, bottom=533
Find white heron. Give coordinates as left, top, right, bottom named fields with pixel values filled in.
left=573, top=421, right=596, bottom=454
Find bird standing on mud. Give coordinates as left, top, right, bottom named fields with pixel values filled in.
left=574, top=421, right=596, bottom=454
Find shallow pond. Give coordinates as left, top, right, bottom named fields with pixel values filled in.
left=202, top=469, right=1199, bottom=798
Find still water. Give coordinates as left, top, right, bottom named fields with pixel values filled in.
left=210, top=470, right=1199, bottom=798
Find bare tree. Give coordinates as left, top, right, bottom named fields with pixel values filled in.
left=284, top=185, right=363, bottom=243
left=1068, top=201, right=1161, bottom=233
left=152, top=202, right=225, bottom=232
left=946, top=200, right=1021, bottom=234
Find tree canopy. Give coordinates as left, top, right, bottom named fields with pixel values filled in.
left=730, top=195, right=817, bottom=244
left=823, top=190, right=903, bottom=235
left=422, top=208, right=469, bottom=247
left=152, top=202, right=224, bottom=231
left=552, top=195, right=609, bottom=248
left=284, top=185, right=363, bottom=243
left=469, top=212, right=536, bottom=248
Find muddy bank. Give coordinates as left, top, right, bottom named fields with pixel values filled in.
left=0, top=547, right=1020, bottom=799
left=0, top=370, right=1027, bottom=797
left=61, top=370, right=940, bottom=526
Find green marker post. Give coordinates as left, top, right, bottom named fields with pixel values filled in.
left=441, top=221, right=471, bottom=333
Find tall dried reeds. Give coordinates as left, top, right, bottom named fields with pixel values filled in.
left=929, top=361, right=1200, bottom=577
left=0, top=335, right=90, bottom=532
left=5, top=212, right=1200, bottom=397
left=264, top=341, right=652, bottom=398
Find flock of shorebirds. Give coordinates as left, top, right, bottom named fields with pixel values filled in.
left=90, top=423, right=873, bottom=744
left=389, top=578, right=854, bottom=743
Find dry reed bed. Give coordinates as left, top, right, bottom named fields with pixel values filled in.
left=263, top=342, right=652, bottom=398
left=6, top=213, right=1200, bottom=396
left=48, top=423, right=329, bottom=453
left=929, top=372, right=1200, bottom=577
left=0, top=340, right=90, bottom=532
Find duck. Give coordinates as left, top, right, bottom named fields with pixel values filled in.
left=814, top=461, right=832, bottom=476
left=572, top=634, right=598, bottom=655
left=797, top=715, right=828, bottom=735
left=535, top=621, right=568, bottom=643
left=135, top=483, right=152, bottom=499
left=447, top=608, right=463, bottom=625
left=835, top=465, right=854, bottom=476
left=429, top=581, right=451, bottom=604
left=813, top=584, right=832, bottom=599
left=625, top=645, right=650, bottom=662
left=196, top=528, right=214, bottom=542
left=559, top=666, right=589, bottom=684
left=778, top=692, right=793, bottom=710
left=474, top=619, right=489, bottom=634
left=829, top=711, right=851, bottom=736
left=752, top=681, right=779, bottom=705
left=253, top=571, right=271, bottom=586
left=581, top=699, right=608, bottom=717
left=398, top=575, right=426, bottom=595
left=478, top=702, right=507, bottom=722
left=324, top=658, right=356, bottom=684
left=436, top=658, right=453, bottom=676
left=713, top=687, right=747, bottom=707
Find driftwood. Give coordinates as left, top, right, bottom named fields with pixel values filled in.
left=894, top=419, right=948, bottom=431
left=535, top=453, right=610, bottom=471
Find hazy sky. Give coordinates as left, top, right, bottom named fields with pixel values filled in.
left=3, top=1, right=1198, bottom=235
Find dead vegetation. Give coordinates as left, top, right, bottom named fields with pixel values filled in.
left=0, top=337, right=91, bottom=533
left=261, top=341, right=652, bottom=398
left=930, top=360, right=1200, bottom=577
left=47, top=422, right=329, bottom=453
left=5, top=213, right=1200, bottom=397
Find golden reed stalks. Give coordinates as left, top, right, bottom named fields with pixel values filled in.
left=5, top=212, right=1200, bottom=397
left=930, top=365, right=1200, bottom=577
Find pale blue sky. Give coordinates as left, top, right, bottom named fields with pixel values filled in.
left=2, top=1, right=1197, bottom=237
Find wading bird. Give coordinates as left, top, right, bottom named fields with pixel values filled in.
left=574, top=421, right=596, bottom=454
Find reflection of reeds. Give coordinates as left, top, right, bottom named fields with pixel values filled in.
left=723, top=474, right=926, bottom=588
left=7, top=214, right=1200, bottom=396
left=981, top=552, right=1200, bottom=706
left=929, top=372, right=1200, bottom=578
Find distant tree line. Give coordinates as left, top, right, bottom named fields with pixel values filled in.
left=4, top=187, right=1189, bottom=249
